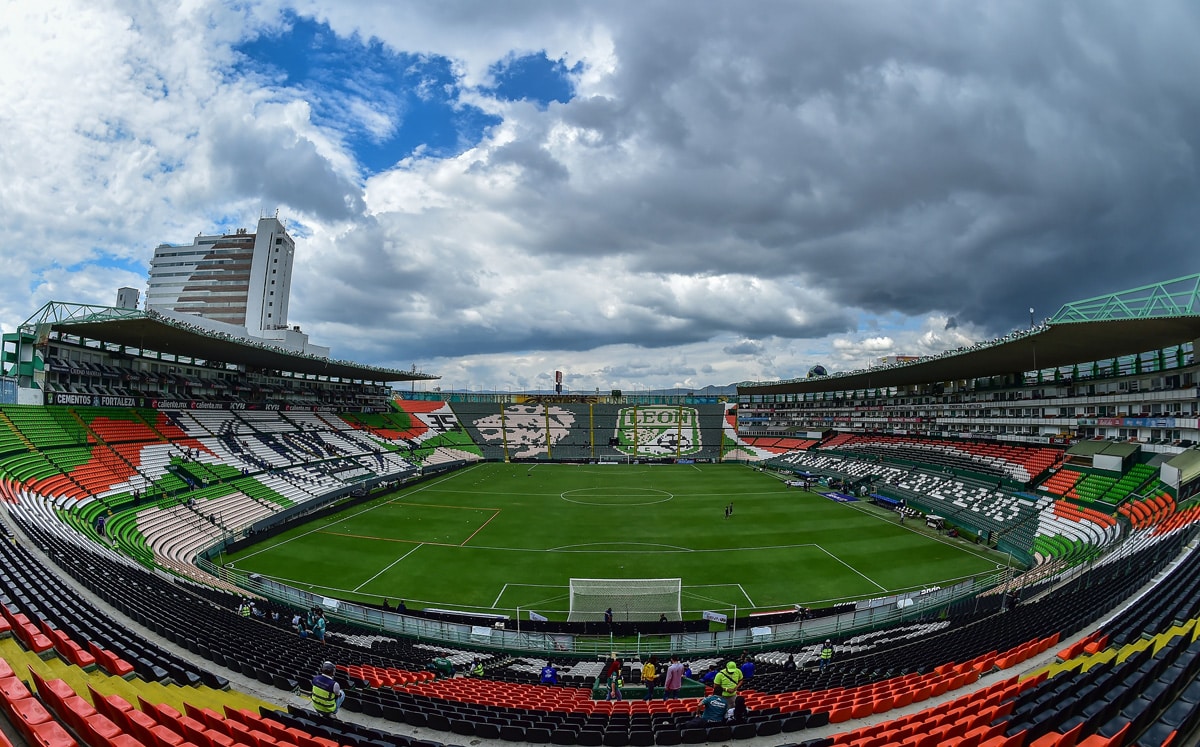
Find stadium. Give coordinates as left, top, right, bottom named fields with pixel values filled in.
left=1, top=226, right=1199, bottom=747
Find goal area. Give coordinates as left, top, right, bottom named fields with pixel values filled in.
left=568, top=577, right=682, bottom=622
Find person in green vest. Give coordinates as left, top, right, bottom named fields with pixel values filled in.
left=819, top=640, right=834, bottom=671
left=605, top=671, right=624, bottom=701
left=470, top=659, right=484, bottom=676
left=713, top=661, right=742, bottom=698
left=310, top=661, right=344, bottom=717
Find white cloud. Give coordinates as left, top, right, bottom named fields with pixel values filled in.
left=1, top=0, right=1196, bottom=392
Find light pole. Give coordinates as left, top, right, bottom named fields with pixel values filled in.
left=1029, top=307, right=1034, bottom=329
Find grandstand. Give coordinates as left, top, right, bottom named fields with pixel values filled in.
left=0, top=275, right=1198, bottom=747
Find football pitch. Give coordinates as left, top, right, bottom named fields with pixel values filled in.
left=221, top=463, right=1009, bottom=619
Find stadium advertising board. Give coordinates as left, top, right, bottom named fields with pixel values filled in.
left=47, top=392, right=144, bottom=408
left=1077, top=417, right=1176, bottom=428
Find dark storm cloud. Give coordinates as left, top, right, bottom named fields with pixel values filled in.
left=724, top=340, right=765, bottom=357
left=483, top=0, right=1200, bottom=335
left=207, top=117, right=365, bottom=221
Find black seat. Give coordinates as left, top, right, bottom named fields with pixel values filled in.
left=629, top=730, right=654, bottom=747
left=403, top=711, right=428, bottom=728
left=730, top=722, right=756, bottom=739
left=680, top=729, right=707, bottom=744
left=704, top=725, right=731, bottom=741
left=755, top=720, right=783, bottom=737
left=380, top=705, right=405, bottom=723
left=361, top=701, right=384, bottom=719
left=499, top=725, right=528, bottom=741
left=577, top=731, right=604, bottom=747
left=603, top=730, right=629, bottom=747
left=424, top=713, right=451, bottom=731
left=653, top=730, right=681, bottom=746
left=781, top=715, right=808, bottom=733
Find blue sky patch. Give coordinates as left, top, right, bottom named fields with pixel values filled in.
left=488, top=53, right=580, bottom=109
left=233, top=12, right=501, bottom=175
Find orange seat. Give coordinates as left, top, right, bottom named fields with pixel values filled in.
left=829, top=706, right=854, bottom=724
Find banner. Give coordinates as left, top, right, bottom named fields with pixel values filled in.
left=528, top=611, right=548, bottom=622
left=701, top=610, right=728, bottom=624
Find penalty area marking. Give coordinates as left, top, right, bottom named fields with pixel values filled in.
left=492, top=582, right=571, bottom=609
left=225, top=464, right=483, bottom=563
left=737, top=583, right=755, bottom=606
left=353, top=543, right=424, bottom=592
left=815, top=543, right=887, bottom=592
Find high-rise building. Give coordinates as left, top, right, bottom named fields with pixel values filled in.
left=145, top=216, right=295, bottom=335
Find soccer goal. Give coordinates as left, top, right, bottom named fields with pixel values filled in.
left=568, top=577, right=682, bottom=622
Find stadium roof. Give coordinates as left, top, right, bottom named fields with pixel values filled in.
left=741, top=274, right=1200, bottom=395
left=20, top=301, right=436, bottom=383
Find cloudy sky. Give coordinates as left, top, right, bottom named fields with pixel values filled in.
left=2, top=1, right=1197, bottom=394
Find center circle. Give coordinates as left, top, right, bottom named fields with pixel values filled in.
left=561, top=487, right=674, bottom=506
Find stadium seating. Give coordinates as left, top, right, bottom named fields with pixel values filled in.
left=822, top=434, right=1063, bottom=484
left=2, top=402, right=1200, bottom=746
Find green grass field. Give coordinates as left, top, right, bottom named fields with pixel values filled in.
left=221, top=463, right=1009, bottom=619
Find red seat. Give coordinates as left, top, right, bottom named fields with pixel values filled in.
left=81, top=712, right=124, bottom=744
left=56, top=694, right=98, bottom=736
left=21, top=719, right=77, bottom=747
left=150, top=723, right=186, bottom=747
left=0, top=676, right=30, bottom=707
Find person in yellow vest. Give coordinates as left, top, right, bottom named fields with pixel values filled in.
left=311, top=661, right=344, bottom=717
left=713, top=661, right=743, bottom=698
left=470, top=659, right=484, bottom=676
left=819, top=640, right=834, bottom=671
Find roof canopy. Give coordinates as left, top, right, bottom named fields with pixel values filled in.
left=20, top=302, right=434, bottom=383
left=740, top=316, right=1200, bottom=396
left=741, top=272, right=1200, bottom=397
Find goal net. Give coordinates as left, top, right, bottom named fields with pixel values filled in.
left=568, top=578, right=682, bottom=622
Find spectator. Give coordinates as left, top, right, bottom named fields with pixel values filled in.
left=602, top=653, right=622, bottom=680
left=663, top=655, right=685, bottom=699
left=819, top=640, right=834, bottom=671
left=783, top=654, right=797, bottom=671
left=739, top=655, right=755, bottom=685
left=311, top=609, right=327, bottom=644
left=713, top=661, right=742, bottom=699
left=726, top=695, right=749, bottom=724
left=641, top=656, right=658, bottom=701
left=310, top=661, right=344, bottom=717
left=684, top=692, right=728, bottom=729
left=606, top=671, right=624, bottom=701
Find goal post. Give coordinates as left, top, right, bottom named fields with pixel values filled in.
left=568, top=577, right=682, bottom=622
